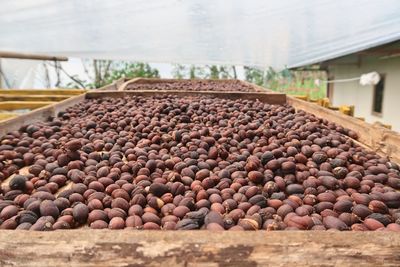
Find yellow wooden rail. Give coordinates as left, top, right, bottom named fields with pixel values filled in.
left=0, top=95, right=72, bottom=102
left=293, top=95, right=356, bottom=117
left=293, top=95, right=394, bottom=129
left=0, top=101, right=55, bottom=111
left=0, top=89, right=85, bottom=95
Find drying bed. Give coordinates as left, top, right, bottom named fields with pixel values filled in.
left=121, top=78, right=263, bottom=92
left=0, top=91, right=399, bottom=232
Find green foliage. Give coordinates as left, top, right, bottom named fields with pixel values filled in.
left=172, top=64, right=187, bottom=79
left=208, top=65, right=220, bottom=79
left=103, top=62, right=160, bottom=87
left=62, top=60, right=160, bottom=89
left=172, top=64, right=236, bottom=79
left=244, top=66, right=327, bottom=99
left=244, top=66, right=265, bottom=86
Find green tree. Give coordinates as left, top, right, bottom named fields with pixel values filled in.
left=208, top=65, right=220, bottom=79
left=172, top=64, right=187, bottom=79
left=104, top=62, right=159, bottom=86
left=63, top=60, right=160, bottom=89
left=172, top=64, right=237, bottom=80
left=244, top=66, right=265, bottom=86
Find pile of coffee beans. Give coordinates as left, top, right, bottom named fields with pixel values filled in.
left=0, top=94, right=399, bottom=231
left=126, top=80, right=260, bottom=92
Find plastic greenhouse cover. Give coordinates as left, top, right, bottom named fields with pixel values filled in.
left=1, top=0, right=400, bottom=69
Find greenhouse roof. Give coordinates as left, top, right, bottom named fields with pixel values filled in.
left=1, top=0, right=400, bottom=69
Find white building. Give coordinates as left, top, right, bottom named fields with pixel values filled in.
left=297, top=41, right=400, bottom=132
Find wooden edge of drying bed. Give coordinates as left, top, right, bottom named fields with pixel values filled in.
left=0, top=230, right=399, bottom=267
left=86, top=90, right=286, bottom=104
left=96, top=77, right=130, bottom=91
left=286, top=96, right=400, bottom=164
left=118, top=77, right=268, bottom=92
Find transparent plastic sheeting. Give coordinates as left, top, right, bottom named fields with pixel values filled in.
left=1, top=0, right=400, bottom=69
left=0, top=59, right=41, bottom=89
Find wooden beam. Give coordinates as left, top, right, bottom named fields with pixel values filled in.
left=0, top=51, right=68, bottom=61
left=96, top=77, right=129, bottom=91
left=86, top=90, right=286, bottom=105
left=0, top=230, right=398, bottom=267
left=0, top=95, right=71, bottom=102
left=0, top=101, right=56, bottom=111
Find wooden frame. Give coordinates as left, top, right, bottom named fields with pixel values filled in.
left=96, top=77, right=129, bottom=91
left=1, top=80, right=400, bottom=266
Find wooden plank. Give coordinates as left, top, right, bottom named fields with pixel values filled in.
left=0, top=51, right=68, bottom=61
left=0, top=94, right=86, bottom=136
left=96, top=78, right=129, bottom=91
left=86, top=90, right=287, bottom=105
left=0, top=89, right=85, bottom=95
left=0, top=94, right=71, bottom=102
left=287, top=96, right=400, bottom=164
left=0, top=231, right=399, bottom=267
left=118, top=77, right=142, bottom=91
left=239, top=80, right=269, bottom=92
left=0, top=101, right=55, bottom=111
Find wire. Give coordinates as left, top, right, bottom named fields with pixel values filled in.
left=321, top=77, right=360, bottom=83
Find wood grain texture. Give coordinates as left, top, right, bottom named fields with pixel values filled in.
left=0, top=230, right=399, bottom=267
left=287, top=96, right=400, bottom=164
left=0, top=94, right=71, bottom=102
left=85, top=90, right=287, bottom=105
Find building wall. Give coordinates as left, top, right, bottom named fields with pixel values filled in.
left=329, top=56, right=400, bottom=132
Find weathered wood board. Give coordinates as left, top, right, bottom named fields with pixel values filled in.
left=0, top=230, right=399, bottom=267
left=0, top=101, right=56, bottom=111
left=0, top=94, right=71, bottom=102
